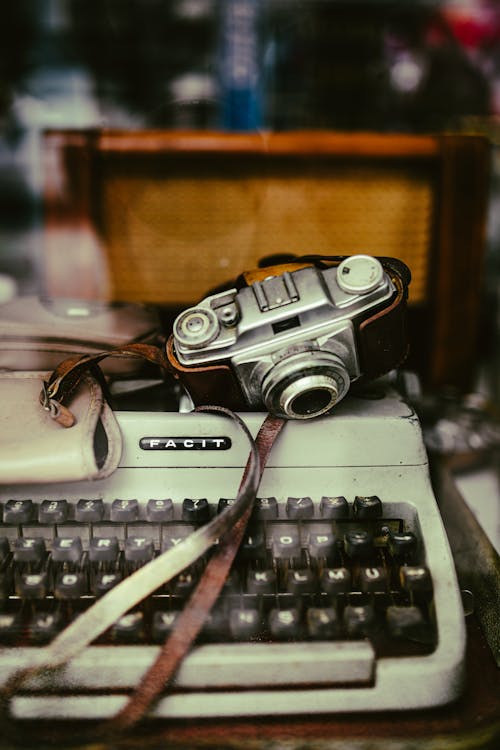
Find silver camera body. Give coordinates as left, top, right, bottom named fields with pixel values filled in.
left=172, top=256, right=397, bottom=419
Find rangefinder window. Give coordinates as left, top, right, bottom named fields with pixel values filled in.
left=272, top=316, right=301, bottom=335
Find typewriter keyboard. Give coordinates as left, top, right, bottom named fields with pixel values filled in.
left=0, top=495, right=435, bottom=658
left=0, top=403, right=466, bottom=718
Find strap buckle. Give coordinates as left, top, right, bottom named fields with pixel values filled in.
left=39, top=381, right=75, bottom=427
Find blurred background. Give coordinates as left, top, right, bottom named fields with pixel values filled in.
left=0, top=1, right=499, bottom=542
left=0, top=0, right=500, bottom=382
left=1, top=3, right=499, bottom=339
left=0, top=2, right=499, bottom=287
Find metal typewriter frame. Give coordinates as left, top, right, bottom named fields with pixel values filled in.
left=0, top=391, right=465, bottom=720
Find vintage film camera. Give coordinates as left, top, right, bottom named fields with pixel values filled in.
left=167, top=255, right=411, bottom=419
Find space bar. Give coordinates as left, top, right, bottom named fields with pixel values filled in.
left=176, top=641, right=375, bottom=688
left=0, top=642, right=375, bottom=691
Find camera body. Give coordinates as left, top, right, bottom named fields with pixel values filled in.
left=167, top=255, right=411, bottom=419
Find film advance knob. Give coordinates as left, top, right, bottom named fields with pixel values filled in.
left=174, top=307, right=220, bottom=348
left=336, top=255, right=384, bottom=294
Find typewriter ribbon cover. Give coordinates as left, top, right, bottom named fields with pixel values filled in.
left=0, top=370, right=122, bottom=484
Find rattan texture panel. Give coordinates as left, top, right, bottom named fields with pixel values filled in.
left=101, top=165, right=433, bottom=305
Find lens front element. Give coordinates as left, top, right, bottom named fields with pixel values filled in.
left=283, top=376, right=338, bottom=418
left=262, top=352, right=351, bottom=420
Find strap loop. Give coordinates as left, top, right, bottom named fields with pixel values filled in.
left=39, top=342, right=174, bottom=427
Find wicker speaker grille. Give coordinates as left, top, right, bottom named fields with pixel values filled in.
left=101, top=163, right=433, bottom=305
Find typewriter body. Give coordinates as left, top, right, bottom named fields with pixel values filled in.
left=0, top=389, right=465, bottom=721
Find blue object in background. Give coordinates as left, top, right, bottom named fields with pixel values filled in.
left=219, top=0, right=263, bottom=130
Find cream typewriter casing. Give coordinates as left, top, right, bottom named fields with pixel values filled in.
left=0, top=391, right=465, bottom=720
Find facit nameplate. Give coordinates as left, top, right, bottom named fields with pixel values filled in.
left=140, top=437, right=231, bottom=450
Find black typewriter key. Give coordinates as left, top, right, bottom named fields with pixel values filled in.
left=203, top=608, right=229, bottom=641
left=110, top=498, right=139, bottom=523
left=0, top=537, right=9, bottom=563
left=152, top=611, right=179, bottom=643
left=111, top=612, right=144, bottom=643
left=320, top=567, right=351, bottom=595
left=16, top=571, right=49, bottom=598
left=343, top=603, right=376, bottom=637
left=13, top=537, right=46, bottom=564
left=52, top=537, right=83, bottom=564
left=269, top=607, right=302, bottom=640
left=400, top=566, right=433, bottom=593
left=222, top=569, right=241, bottom=594
left=271, top=526, right=301, bottom=559
left=353, top=495, right=383, bottom=519
left=286, top=496, right=314, bottom=519
left=162, top=526, right=195, bottom=551
left=217, top=498, right=235, bottom=513
left=29, top=611, right=62, bottom=644
left=229, top=608, right=261, bottom=640
left=146, top=498, right=173, bottom=522
left=307, top=607, right=340, bottom=639
left=38, top=499, right=69, bottom=524
left=182, top=498, right=211, bottom=524
left=0, top=611, right=22, bottom=643
left=171, top=571, right=197, bottom=596
left=124, top=536, right=155, bottom=563
left=286, top=568, right=316, bottom=596
left=388, top=530, right=418, bottom=561
left=360, top=566, right=388, bottom=593
left=344, top=529, right=374, bottom=559
left=89, top=536, right=119, bottom=563
left=308, top=531, right=336, bottom=559
left=75, top=498, right=104, bottom=523
left=239, top=527, right=266, bottom=560
left=386, top=605, right=428, bottom=640
left=4, top=499, right=35, bottom=524
left=247, top=569, right=276, bottom=595
left=253, top=496, right=278, bottom=520
left=320, top=496, right=349, bottom=519
left=54, top=571, right=86, bottom=599
left=93, top=571, right=122, bottom=596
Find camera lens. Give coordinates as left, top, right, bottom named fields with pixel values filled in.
left=279, top=375, right=339, bottom=419
left=261, top=353, right=351, bottom=420
left=290, top=387, right=334, bottom=417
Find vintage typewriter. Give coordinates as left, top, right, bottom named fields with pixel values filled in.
left=0, top=390, right=465, bottom=720
left=0, top=255, right=465, bottom=720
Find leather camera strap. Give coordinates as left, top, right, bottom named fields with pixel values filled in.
left=108, top=411, right=286, bottom=732
left=40, top=341, right=175, bottom=427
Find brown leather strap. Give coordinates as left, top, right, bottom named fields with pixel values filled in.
left=40, top=342, right=174, bottom=427
left=108, top=412, right=286, bottom=731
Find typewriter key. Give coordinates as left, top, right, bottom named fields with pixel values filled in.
left=4, top=499, right=35, bottom=524
left=353, top=495, right=383, bottom=519
left=75, top=498, right=104, bottom=523
left=39, top=499, right=69, bottom=524
left=146, top=498, right=173, bottom=522
left=320, top=496, right=349, bottom=519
